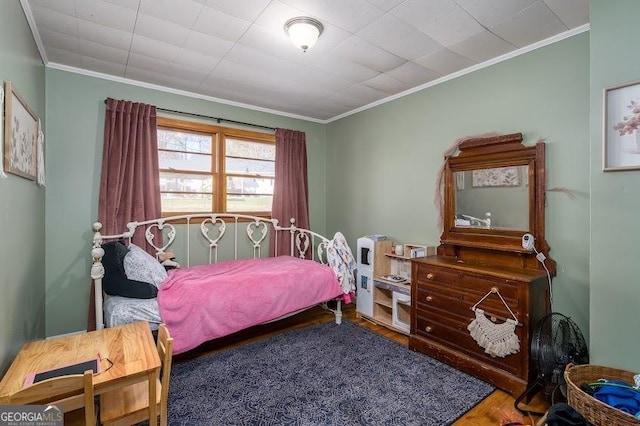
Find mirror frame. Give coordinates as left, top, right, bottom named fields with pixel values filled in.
left=439, top=133, right=555, bottom=274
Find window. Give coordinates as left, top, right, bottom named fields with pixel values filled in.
left=157, top=117, right=275, bottom=216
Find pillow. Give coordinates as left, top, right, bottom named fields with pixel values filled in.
left=101, top=241, right=158, bottom=299
left=124, top=243, right=168, bottom=288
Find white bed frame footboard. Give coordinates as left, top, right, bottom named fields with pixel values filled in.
left=91, top=214, right=343, bottom=330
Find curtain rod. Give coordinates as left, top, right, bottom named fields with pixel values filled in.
left=104, top=100, right=276, bottom=132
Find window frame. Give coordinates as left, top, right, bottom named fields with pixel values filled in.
left=157, top=117, right=275, bottom=218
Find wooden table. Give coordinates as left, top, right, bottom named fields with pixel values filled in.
left=0, top=321, right=160, bottom=423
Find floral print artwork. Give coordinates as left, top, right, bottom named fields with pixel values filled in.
left=604, top=81, right=640, bottom=170
left=5, top=82, right=38, bottom=180
left=472, top=166, right=520, bottom=187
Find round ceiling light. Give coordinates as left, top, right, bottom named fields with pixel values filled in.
left=284, top=17, right=324, bottom=52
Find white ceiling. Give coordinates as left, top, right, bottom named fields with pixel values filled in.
left=22, top=0, right=589, bottom=122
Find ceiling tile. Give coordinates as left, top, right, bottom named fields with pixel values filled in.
left=309, top=54, right=379, bottom=83
left=364, top=0, right=404, bottom=12
left=30, top=6, right=78, bottom=37
left=449, top=30, right=516, bottom=62
left=279, top=0, right=385, bottom=33
left=332, top=35, right=405, bottom=73
left=130, top=34, right=180, bottom=62
left=452, top=0, right=538, bottom=28
left=543, top=0, right=589, bottom=28
left=126, top=65, right=201, bottom=91
left=252, top=1, right=309, bottom=33
left=386, top=62, right=441, bottom=86
left=203, top=0, right=272, bottom=21
left=135, top=13, right=190, bottom=47
left=363, top=73, right=408, bottom=93
left=414, top=47, right=476, bottom=75
left=192, top=5, right=252, bottom=42
left=28, top=0, right=77, bottom=16
left=46, top=47, right=83, bottom=68
left=182, top=31, right=235, bottom=58
left=224, top=44, right=329, bottom=87
left=313, top=74, right=355, bottom=94
left=81, top=55, right=127, bottom=76
left=174, top=48, right=222, bottom=71
left=392, top=0, right=485, bottom=46
left=38, top=28, right=81, bottom=54
left=79, top=39, right=128, bottom=64
left=77, top=20, right=133, bottom=52
left=357, top=14, right=443, bottom=60
left=340, top=83, right=387, bottom=103
left=104, top=0, right=141, bottom=11
left=139, top=0, right=203, bottom=28
left=74, top=0, right=138, bottom=32
left=491, top=1, right=568, bottom=48
left=126, top=54, right=210, bottom=83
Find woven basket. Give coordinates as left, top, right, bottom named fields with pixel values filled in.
left=565, top=364, right=640, bottom=426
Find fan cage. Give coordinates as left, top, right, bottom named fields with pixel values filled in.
left=530, top=313, right=589, bottom=403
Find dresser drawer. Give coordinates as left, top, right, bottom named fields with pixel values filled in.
left=415, top=308, right=522, bottom=374
left=414, top=264, right=520, bottom=301
left=416, top=282, right=519, bottom=320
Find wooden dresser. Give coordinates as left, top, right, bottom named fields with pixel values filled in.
left=410, top=256, right=548, bottom=396
left=412, top=133, right=556, bottom=397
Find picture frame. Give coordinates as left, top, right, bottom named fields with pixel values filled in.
left=603, top=79, right=640, bottom=171
left=4, top=81, right=39, bottom=180
left=472, top=166, right=520, bottom=187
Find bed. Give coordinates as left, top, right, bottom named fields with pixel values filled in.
left=90, top=214, right=355, bottom=354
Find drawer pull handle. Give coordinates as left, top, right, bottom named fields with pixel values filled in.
left=424, top=326, right=432, bottom=333
left=426, top=273, right=434, bottom=280
left=425, top=296, right=433, bottom=302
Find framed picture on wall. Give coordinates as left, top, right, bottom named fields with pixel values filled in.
left=4, top=81, right=39, bottom=180
left=603, top=79, right=640, bottom=171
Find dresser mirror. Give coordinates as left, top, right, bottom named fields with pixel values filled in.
left=453, top=165, right=530, bottom=231
left=439, top=133, right=554, bottom=273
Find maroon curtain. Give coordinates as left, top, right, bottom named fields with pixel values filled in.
left=88, top=98, right=161, bottom=330
left=270, top=129, right=310, bottom=257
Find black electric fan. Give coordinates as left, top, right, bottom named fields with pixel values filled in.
left=515, top=312, right=589, bottom=415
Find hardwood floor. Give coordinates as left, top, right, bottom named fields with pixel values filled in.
left=176, top=303, right=550, bottom=425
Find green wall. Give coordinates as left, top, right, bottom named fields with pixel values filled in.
left=14, top=0, right=640, bottom=373
left=589, top=0, right=640, bottom=369
left=326, top=34, right=591, bottom=342
left=0, top=2, right=45, bottom=375
left=44, top=70, right=326, bottom=335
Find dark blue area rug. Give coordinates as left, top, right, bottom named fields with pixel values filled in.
left=168, top=320, right=494, bottom=425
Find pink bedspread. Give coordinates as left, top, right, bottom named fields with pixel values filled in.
left=158, top=256, right=342, bottom=354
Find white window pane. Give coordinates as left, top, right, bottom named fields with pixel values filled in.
left=159, top=151, right=211, bottom=172
left=161, top=193, right=213, bottom=212
left=160, top=172, right=213, bottom=193
left=226, top=194, right=273, bottom=212
left=226, top=139, right=274, bottom=160
left=158, top=129, right=212, bottom=153
left=227, top=176, right=273, bottom=195
left=225, top=157, right=275, bottom=175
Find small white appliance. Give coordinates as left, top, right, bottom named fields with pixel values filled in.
left=356, top=235, right=384, bottom=318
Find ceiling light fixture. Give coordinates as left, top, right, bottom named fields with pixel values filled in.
left=284, top=17, right=323, bottom=52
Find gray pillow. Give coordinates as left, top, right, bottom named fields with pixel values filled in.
left=124, top=243, right=168, bottom=288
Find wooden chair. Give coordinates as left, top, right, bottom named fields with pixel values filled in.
left=100, top=324, right=173, bottom=426
left=8, top=370, right=95, bottom=425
